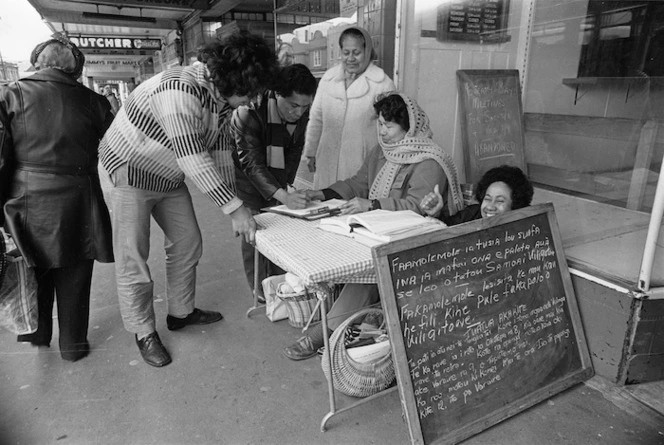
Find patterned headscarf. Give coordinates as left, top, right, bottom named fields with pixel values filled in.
left=369, top=92, right=465, bottom=215
left=30, top=33, right=85, bottom=79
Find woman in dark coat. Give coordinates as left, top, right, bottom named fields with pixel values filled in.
left=0, top=35, right=114, bottom=361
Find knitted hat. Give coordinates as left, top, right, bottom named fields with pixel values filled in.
left=30, top=33, right=85, bottom=79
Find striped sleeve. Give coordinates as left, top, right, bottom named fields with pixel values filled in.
left=149, top=76, right=241, bottom=212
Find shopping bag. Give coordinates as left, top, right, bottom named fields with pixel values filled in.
left=262, top=274, right=289, bottom=322
left=0, top=254, right=38, bottom=335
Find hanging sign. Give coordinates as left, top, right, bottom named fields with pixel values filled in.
left=70, top=36, right=162, bottom=51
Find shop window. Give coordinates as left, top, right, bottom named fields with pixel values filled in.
left=578, top=1, right=664, bottom=77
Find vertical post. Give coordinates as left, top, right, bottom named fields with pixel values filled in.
left=637, top=158, right=664, bottom=292
left=273, top=0, right=279, bottom=52
left=0, top=49, right=7, bottom=81
left=0, top=16, right=7, bottom=80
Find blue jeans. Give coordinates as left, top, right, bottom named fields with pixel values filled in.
left=103, top=165, right=202, bottom=337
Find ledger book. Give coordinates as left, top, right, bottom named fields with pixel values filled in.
left=318, top=209, right=446, bottom=245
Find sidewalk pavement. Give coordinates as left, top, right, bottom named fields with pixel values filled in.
left=0, top=184, right=663, bottom=445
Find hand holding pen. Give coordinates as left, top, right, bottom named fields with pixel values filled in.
left=284, top=190, right=309, bottom=209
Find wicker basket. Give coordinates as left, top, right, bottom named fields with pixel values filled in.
left=277, top=283, right=320, bottom=328
left=321, top=308, right=395, bottom=398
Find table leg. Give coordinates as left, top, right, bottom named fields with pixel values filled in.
left=246, top=246, right=265, bottom=318
left=315, top=283, right=337, bottom=431
left=315, top=284, right=398, bottom=432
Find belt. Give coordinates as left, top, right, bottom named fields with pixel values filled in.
left=16, top=161, right=94, bottom=176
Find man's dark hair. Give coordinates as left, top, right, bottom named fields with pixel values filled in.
left=475, top=165, right=534, bottom=210
left=273, top=63, right=317, bottom=98
left=203, top=31, right=279, bottom=98
left=373, top=94, right=409, bottom=132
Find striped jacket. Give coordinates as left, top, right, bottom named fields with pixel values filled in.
left=99, top=63, right=241, bottom=214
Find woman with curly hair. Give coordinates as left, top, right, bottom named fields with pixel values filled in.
left=420, top=165, right=534, bottom=224
left=99, top=31, right=279, bottom=367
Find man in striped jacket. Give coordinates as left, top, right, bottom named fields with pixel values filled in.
left=99, top=31, right=278, bottom=367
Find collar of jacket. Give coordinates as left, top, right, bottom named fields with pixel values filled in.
left=323, top=63, right=387, bottom=100
left=24, top=68, right=81, bottom=86
left=190, top=61, right=226, bottom=107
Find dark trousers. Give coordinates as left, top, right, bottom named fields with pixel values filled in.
left=29, top=260, right=94, bottom=358
left=241, top=238, right=284, bottom=298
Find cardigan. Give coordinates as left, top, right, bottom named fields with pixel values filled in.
left=303, top=63, right=395, bottom=188
left=98, top=63, right=242, bottom=215
left=323, top=144, right=450, bottom=216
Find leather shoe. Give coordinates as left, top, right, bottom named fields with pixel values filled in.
left=166, top=308, right=223, bottom=331
left=135, top=332, right=172, bottom=367
left=17, top=333, right=50, bottom=347
left=61, top=342, right=90, bottom=362
left=283, top=335, right=321, bottom=361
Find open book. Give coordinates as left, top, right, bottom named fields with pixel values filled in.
left=263, top=198, right=346, bottom=220
left=318, top=209, right=446, bottom=245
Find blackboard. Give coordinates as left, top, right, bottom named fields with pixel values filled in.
left=372, top=204, right=593, bottom=445
left=457, top=70, right=527, bottom=184
left=437, top=0, right=511, bottom=43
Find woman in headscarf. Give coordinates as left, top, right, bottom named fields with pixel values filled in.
left=301, top=26, right=395, bottom=189
left=283, top=92, right=464, bottom=360
left=0, top=35, right=115, bottom=361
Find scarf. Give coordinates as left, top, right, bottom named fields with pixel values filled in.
left=30, top=33, right=86, bottom=79
left=368, top=92, right=465, bottom=215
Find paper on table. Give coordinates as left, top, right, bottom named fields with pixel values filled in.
left=263, top=198, right=346, bottom=220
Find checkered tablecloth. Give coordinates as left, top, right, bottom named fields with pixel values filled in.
left=255, top=212, right=377, bottom=286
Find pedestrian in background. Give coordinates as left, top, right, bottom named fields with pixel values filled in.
left=98, top=31, right=279, bottom=368
left=0, top=35, right=115, bottom=362
left=102, top=85, right=120, bottom=115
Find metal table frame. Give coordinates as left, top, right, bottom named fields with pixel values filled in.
left=245, top=212, right=395, bottom=431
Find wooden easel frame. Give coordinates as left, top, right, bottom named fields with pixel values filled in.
left=372, top=203, right=593, bottom=444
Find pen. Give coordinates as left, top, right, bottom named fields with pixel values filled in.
left=306, top=206, right=330, bottom=216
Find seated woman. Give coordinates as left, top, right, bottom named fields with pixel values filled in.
left=420, top=165, right=534, bottom=224
left=283, top=92, right=464, bottom=361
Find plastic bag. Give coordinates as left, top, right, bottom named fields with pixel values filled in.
left=0, top=254, right=38, bottom=335
left=262, top=274, right=289, bottom=322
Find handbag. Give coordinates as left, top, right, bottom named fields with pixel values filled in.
left=262, top=274, right=289, bottom=322
left=0, top=233, right=38, bottom=335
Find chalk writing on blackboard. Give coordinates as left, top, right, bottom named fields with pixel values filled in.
left=457, top=70, right=527, bottom=184
left=374, top=205, right=592, bottom=445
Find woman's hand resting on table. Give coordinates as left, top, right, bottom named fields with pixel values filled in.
left=338, top=197, right=371, bottom=215
left=420, top=184, right=444, bottom=218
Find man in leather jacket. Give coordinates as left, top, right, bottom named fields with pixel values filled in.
left=230, top=63, right=317, bottom=302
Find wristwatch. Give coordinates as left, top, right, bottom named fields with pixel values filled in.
left=369, top=199, right=381, bottom=211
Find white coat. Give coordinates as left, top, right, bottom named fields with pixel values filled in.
left=303, top=63, right=395, bottom=188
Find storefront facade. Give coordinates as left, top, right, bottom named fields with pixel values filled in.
left=285, top=0, right=663, bottom=385
left=395, top=0, right=664, bottom=384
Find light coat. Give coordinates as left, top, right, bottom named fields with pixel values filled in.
left=303, top=63, right=394, bottom=188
